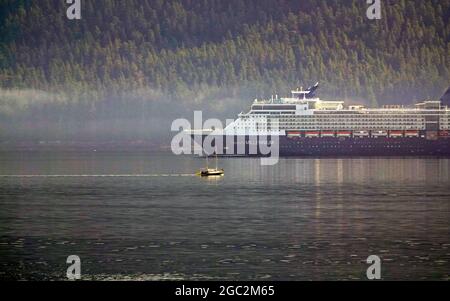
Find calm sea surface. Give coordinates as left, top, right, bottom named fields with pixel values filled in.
left=0, top=152, right=449, bottom=280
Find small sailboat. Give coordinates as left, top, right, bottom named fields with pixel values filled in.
left=198, top=152, right=224, bottom=177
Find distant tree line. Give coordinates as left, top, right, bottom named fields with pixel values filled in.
left=0, top=0, right=449, bottom=141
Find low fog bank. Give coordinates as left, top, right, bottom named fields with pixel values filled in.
left=0, top=84, right=446, bottom=150
left=0, top=86, right=251, bottom=150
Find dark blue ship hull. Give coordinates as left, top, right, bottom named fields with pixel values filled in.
left=195, top=135, right=450, bottom=157
left=277, top=137, right=450, bottom=156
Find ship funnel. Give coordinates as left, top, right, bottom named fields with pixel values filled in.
left=440, top=87, right=450, bottom=107
left=306, top=82, right=319, bottom=98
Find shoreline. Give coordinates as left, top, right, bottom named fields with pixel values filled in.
left=0, top=141, right=171, bottom=152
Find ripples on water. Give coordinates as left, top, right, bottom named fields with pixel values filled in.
left=0, top=152, right=449, bottom=280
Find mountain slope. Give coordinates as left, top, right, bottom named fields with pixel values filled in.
left=0, top=0, right=449, bottom=141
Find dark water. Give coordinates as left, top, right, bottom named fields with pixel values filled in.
left=0, top=152, right=449, bottom=280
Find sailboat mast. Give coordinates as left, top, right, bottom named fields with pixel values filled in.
left=215, top=152, right=218, bottom=170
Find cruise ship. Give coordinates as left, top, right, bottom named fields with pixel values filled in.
left=192, top=83, right=450, bottom=156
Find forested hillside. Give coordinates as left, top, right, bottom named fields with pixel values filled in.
left=0, top=0, right=449, bottom=142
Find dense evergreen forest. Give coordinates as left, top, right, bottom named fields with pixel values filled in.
left=0, top=0, right=449, bottom=142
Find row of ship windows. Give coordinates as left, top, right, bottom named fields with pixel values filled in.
left=272, top=124, right=450, bottom=128
left=281, top=127, right=424, bottom=130
left=234, top=127, right=426, bottom=131
left=274, top=118, right=426, bottom=122
left=280, top=126, right=425, bottom=130
left=241, top=120, right=428, bottom=126
left=249, top=113, right=450, bottom=117
left=235, top=127, right=449, bottom=131
left=285, top=140, right=422, bottom=144
left=241, top=121, right=427, bottom=124
left=316, top=117, right=450, bottom=119
left=237, top=123, right=449, bottom=127
left=283, top=144, right=417, bottom=147
left=314, top=118, right=425, bottom=122
left=275, top=122, right=425, bottom=125
left=317, top=113, right=448, bottom=115
left=263, top=118, right=438, bottom=121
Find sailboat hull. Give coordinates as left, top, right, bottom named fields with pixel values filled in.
left=200, top=170, right=224, bottom=177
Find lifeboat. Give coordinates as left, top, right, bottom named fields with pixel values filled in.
left=354, top=131, right=369, bottom=137
left=287, top=131, right=302, bottom=137
left=389, top=130, right=404, bottom=138
left=405, top=130, right=419, bottom=137
left=305, top=131, right=320, bottom=138
left=321, top=131, right=336, bottom=137
left=337, top=131, right=352, bottom=137
left=372, top=131, right=388, bottom=137
left=439, top=130, right=449, bottom=137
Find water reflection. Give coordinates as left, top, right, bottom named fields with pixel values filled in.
left=0, top=152, right=449, bottom=280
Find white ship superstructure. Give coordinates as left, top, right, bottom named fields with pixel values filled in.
left=191, top=83, right=450, bottom=156
left=224, top=83, right=450, bottom=139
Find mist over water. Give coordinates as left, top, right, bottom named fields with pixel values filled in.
left=1, top=87, right=445, bottom=147
left=0, top=152, right=448, bottom=280
left=0, top=87, right=251, bottom=144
